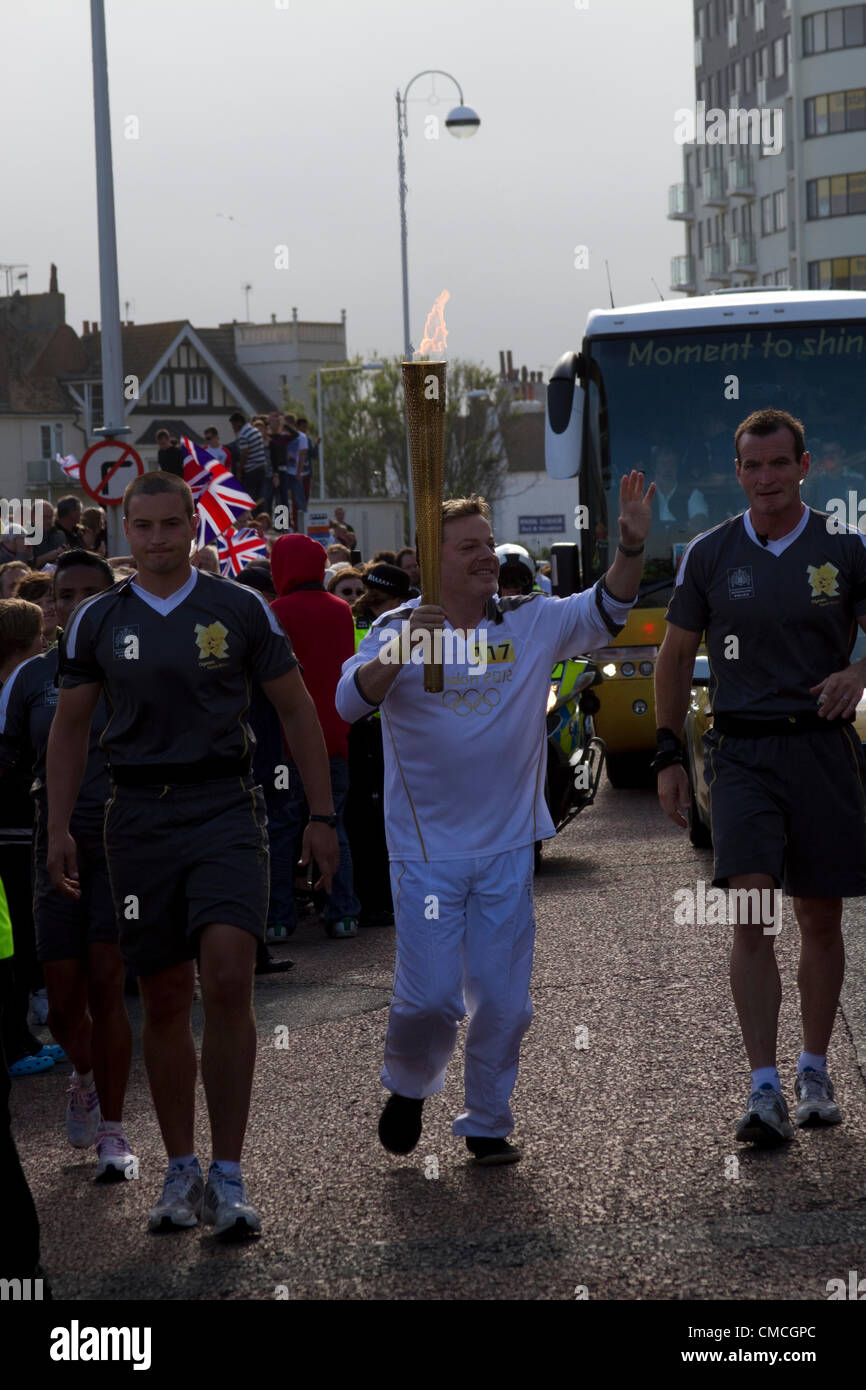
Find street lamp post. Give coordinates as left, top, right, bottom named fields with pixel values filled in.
left=396, top=70, right=480, bottom=543
left=315, top=362, right=384, bottom=501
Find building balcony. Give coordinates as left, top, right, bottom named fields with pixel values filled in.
left=702, top=168, right=728, bottom=207
left=704, top=243, right=730, bottom=280
left=727, top=157, right=755, bottom=197
left=668, top=183, right=695, bottom=219
left=671, top=255, right=697, bottom=292
left=730, top=236, right=758, bottom=271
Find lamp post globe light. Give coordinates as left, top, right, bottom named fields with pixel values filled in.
left=396, top=69, right=480, bottom=542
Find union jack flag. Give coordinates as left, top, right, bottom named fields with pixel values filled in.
left=215, top=527, right=268, bottom=577
left=181, top=437, right=255, bottom=544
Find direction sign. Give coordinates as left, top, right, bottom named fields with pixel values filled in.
left=79, top=439, right=144, bottom=506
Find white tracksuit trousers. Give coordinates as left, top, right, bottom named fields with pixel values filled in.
left=380, top=845, right=535, bottom=1137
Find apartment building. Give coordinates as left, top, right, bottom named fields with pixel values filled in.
left=669, top=0, right=866, bottom=294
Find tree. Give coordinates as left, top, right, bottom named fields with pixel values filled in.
left=303, top=356, right=512, bottom=518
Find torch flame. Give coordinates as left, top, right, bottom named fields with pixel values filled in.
left=414, top=289, right=450, bottom=359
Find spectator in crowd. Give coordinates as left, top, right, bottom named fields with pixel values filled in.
left=80, top=507, right=108, bottom=556
left=330, top=507, right=356, bottom=550
left=0, top=562, right=31, bottom=600
left=191, top=545, right=220, bottom=575
left=327, top=568, right=366, bottom=603
left=0, top=599, right=48, bottom=1077
left=264, top=411, right=298, bottom=516
left=0, top=524, right=34, bottom=569
left=296, top=418, right=315, bottom=513
left=283, top=414, right=308, bottom=533
left=342, top=568, right=406, bottom=932
left=30, top=501, right=58, bottom=568
left=203, top=426, right=231, bottom=469
left=0, top=551, right=137, bottom=1179
left=15, top=573, right=59, bottom=646
left=269, top=534, right=360, bottom=938
left=371, top=549, right=397, bottom=566
left=352, top=563, right=411, bottom=626
left=326, top=544, right=352, bottom=568
left=395, top=546, right=421, bottom=593
left=0, top=865, right=52, bottom=1291
left=251, top=511, right=272, bottom=537
left=230, top=410, right=269, bottom=505
left=33, top=497, right=86, bottom=568
left=154, top=430, right=185, bottom=478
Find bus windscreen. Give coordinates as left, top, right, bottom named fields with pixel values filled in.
left=583, top=321, right=866, bottom=607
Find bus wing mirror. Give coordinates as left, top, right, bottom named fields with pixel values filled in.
left=545, top=351, right=585, bottom=480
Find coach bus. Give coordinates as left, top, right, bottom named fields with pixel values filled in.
left=545, top=289, right=866, bottom=786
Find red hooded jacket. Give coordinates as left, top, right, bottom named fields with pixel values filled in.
left=270, top=535, right=355, bottom=761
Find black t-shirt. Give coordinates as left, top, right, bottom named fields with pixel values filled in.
left=33, top=524, right=86, bottom=562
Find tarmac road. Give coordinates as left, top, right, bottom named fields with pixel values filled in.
left=10, top=778, right=866, bottom=1302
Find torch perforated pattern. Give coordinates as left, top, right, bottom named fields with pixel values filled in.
left=402, top=361, right=446, bottom=692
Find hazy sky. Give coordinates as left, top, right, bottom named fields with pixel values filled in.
left=3, top=0, right=694, bottom=376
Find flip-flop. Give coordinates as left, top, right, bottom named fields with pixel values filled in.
left=8, top=1053, right=55, bottom=1077
left=38, top=1045, right=68, bottom=1062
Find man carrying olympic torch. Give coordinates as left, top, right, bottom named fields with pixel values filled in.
left=335, top=475, right=653, bottom=1164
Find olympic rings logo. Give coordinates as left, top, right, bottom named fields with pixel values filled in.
left=441, top=687, right=501, bottom=716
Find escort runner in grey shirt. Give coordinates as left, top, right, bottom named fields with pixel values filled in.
left=668, top=507, right=866, bottom=716
left=0, top=645, right=109, bottom=831
left=58, top=569, right=297, bottom=767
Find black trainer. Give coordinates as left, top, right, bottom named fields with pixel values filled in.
left=378, top=1093, right=424, bottom=1154
left=466, top=1137, right=522, bottom=1166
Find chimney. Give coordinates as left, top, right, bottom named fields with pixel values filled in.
left=83, top=320, right=90, bottom=335
left=292, top=306, right=298, bottom=323
left=341, top=308, right=347, bottom=326
left=49, top=263, right=58, bottom=294
left=271, top=312, right=276, bottom=324
left=506, top=350, right=514, bottom=381
left=499, top=350, right=506, bottom=379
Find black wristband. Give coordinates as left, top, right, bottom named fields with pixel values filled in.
left=309, top=813, right=337, bottom=828
left=617, top=541, right=645, bottom=557
left=649, top=750, right=685, bottom=775
left=655, top=726, right=683, bottom=751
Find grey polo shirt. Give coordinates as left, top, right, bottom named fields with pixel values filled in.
left=0, top=644, right=109, bottom=832
left=57, top=569, right=297, bottom=767
left=666, top=507, right=866, bottom=718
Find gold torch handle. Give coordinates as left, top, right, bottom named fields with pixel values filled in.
left=402, top=361, right=446, bottom=693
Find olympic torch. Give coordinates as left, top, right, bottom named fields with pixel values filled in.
left=402, top=293, right=449, bottom=693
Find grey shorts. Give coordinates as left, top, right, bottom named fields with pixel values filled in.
left=703, top=723, right=866, bottom=898
left=33, top=803, right=118, bottom=963
left=103, top=775, right=269, bottom=976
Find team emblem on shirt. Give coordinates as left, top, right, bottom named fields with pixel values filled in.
left=194, top=620, right=229, bottom=663
left=42, top=681, right=57, bottom=707
left=807, top=562, right=840, bottom=602
left=727, top=566, right=754, bottom=600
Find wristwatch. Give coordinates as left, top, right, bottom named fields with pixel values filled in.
left=309, top=813, right=337, bottom=828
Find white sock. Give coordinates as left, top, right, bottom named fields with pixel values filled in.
left=798, top=1050, right=827, bottom=1074
left=97, top=1119, right=123, bottom=1133
left=210, top=1159, right=241, bottom=1179
left=167, top=1154, right=199, bottom=1172
left=751, top=1066, right=781, bottom=1092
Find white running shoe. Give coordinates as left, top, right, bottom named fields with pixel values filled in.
left=147, top=1164, right=204, bottom=1233
left=66, top=1074, right=102, bottom=1148
left=794, top=1069, right=842, bottom=1127
left=202, top=1170, right=261, bottom=1239
left=94, top=1126, right=138, bottom=1183
left=735, top=1085, right=794, bottom=1146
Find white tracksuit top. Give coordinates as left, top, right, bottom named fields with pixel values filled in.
left=335, top=583, right=635, bottom=862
